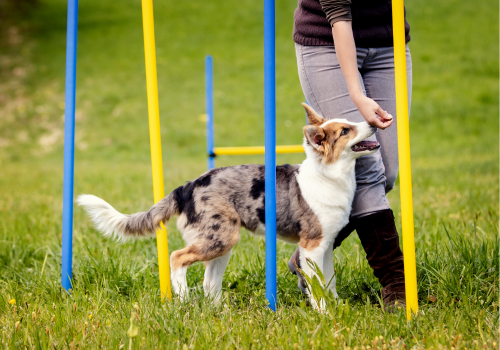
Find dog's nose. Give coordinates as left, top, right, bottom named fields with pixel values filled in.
left=370, top=126, right=378, bottom=134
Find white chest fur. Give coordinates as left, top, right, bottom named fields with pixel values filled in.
left=296, top=158, right=356, bottom=246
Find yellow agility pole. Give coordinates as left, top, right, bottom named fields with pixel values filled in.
left=214, top=144, right=304, bottom=156
left=141, top=0, right=172, bottom=301
left=391, top=0, right=418, bottom=319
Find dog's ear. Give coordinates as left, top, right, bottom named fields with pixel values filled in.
left=302, top=103, right=326, bottom=126
left=303, top=125, right=326, bottom=151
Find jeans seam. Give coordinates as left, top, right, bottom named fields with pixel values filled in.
left=360, top=48, right=370, bottom=68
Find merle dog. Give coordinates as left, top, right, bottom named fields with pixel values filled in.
left=77, top=104, right=379, bottom=310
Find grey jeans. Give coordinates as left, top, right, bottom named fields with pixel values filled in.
left=296, top=43, right=412, bottom=218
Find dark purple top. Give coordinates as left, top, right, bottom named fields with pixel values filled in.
left=293, top=0, right=411, bottom=47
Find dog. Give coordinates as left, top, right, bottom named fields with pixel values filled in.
left=77, top=103, right=380, bottom=310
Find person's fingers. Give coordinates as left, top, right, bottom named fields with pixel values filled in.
left=380, top=118, right=393, bottom=128
left=375, top=120, right=387, bottom=130
left=367, top=117, right=384, bottom=129
left=368, top=115, right=393, bottom=130
left=376, top=106, right=389, bottom=119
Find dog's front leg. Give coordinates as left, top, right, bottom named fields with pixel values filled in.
left=203, top=250, right=232, bottom=304
left=322, top=241, right=338, bottom=298
left=299, top=244, right=330, bottom=311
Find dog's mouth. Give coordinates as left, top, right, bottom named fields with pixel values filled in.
left=351, top=140, right=380, bottom=152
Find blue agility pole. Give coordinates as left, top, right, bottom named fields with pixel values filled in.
left=61, top=0, right=79, bottom=291
left=206, top=55, right=215, bottom=170
left=264, top=0, right=277, bottom=311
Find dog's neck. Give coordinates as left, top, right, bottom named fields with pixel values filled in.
left=296, top=146, right=358, bottom=236
left=302, top=146, right=357, bottom=184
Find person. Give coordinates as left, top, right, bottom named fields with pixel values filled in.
left=288, top=0, right=412, bottom=309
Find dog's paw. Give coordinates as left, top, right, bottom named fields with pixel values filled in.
left=310, top=297, right=327, bottom=313
left=203, top=290, right=223, bottom=306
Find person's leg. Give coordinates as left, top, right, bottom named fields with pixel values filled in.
left=291, top=44, right=411, bottom=308
left=355, top=210, right=406, bottom=309
left=291, top=44, right=390, bottom=298
left=349, top=45, right=412, bottom=309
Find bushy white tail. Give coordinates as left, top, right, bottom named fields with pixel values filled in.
left=77, top=194, right=177, bottom=242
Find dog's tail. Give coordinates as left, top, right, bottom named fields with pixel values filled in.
left=76, top=194, right=179, bottom=241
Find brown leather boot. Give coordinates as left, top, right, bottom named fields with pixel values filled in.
left=288, top=221, right=356, bottom=294
left=355, top=209, right=406, bottom=311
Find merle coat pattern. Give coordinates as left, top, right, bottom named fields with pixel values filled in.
left=77, top=103, right=380, bottom=310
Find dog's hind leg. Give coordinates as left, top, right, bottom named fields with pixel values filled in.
left=170, top=245, right=204, bottom=302
left=200, top=223, right=239, bottom=304
left=172, top=217, right=240, bottom=303
left=203, top=250, right=232, bottom=304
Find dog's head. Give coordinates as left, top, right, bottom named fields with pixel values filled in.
left=302, top=103, right=380, bottom=164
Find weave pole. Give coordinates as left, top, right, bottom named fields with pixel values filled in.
left=391, top=0, right=418, bottom=319
left=206, top=56, right=215, bottom=170
left=264, top=0, right=277, bottom=311
left=141, top=0, right=172, bottom=301
left=61, top=0, right=78, bottom=291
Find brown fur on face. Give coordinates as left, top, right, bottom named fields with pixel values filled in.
left=321, top=122, right=358, bottom=164
left=302, top=104, right=358, bottom=164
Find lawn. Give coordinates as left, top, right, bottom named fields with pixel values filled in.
left=0, top=0, right=498, bottom=349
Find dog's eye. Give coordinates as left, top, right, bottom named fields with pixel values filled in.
left=341, top=128, right=349, bottom=136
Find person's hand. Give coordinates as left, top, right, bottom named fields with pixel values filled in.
left=351, top=93, right=393, bottom=129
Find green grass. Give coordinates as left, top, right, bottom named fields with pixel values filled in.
left=0, top=0, right=498, bottom=348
